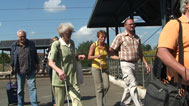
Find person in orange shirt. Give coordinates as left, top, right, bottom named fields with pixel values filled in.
left=157, top=0, right=189, bottom=89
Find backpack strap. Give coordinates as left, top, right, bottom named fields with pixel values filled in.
left=153, top=19, right=183, bottom=83
left=176, top=19, right=184, bottom=65
left=94, top=41, right=109, bottom=56
left=92, top=41, right=97, bottom=54
left=56, top=41, right=65, bottom=72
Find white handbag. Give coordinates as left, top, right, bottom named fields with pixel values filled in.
left=76, top=61, right=83, bottom=85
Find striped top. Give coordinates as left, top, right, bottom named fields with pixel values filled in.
left=111, top=31, right=141, bottom=62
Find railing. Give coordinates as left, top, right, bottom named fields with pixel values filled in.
left=108, top=55, right=155, bottom=87
left=1, top=55, right=156, bottom=87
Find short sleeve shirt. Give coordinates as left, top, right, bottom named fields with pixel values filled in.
left=111, top=31, right=141, bottom=62
left=158, top=14, right=189, bottom=83
left=48, top=40, right=77, bottom=86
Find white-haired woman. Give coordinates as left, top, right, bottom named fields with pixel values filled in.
left=48, top=22, right=85, bottom=106
left=157, top=0, right=189, bottom=96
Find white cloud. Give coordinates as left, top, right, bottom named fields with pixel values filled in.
left=44, top=0, right=66, bottom=12
left=72, top=26, right=104, bottom=47
left=73, top=26, right=97, bottom=40
left=30, top=31, right=36, bottom=35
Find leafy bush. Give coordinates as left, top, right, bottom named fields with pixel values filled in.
left=0, top=64, right=11, bottom=72
left=0, top=53, right=10, bottom=64
left=77, top=40, right=94, bottom=67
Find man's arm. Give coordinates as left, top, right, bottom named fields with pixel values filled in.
left=157, top=47, right=189, bottom=81
left=109, top=47, right=119, bottom=60
left=138, top=46, right=150, bottom=73
left=10, top=44, right=15, bottom=74
left=109, top=35, right=122, bottom=60
left=141, top=56, right=151, bottom=73
left=33, top=43, right=40, bottom=73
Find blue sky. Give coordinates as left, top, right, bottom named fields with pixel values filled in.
left=0, top=0, right=161, bottom=48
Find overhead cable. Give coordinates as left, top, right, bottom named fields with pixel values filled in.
left=0, top=7, right=92, bottom=11
left=0, top=18, right=88, bottom=22
left=142, top=26, right=162, bottom=44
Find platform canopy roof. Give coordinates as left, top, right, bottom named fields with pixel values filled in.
left=0, top=39, right=51, bottom=51
left=87, top=0, right=181, bottom=28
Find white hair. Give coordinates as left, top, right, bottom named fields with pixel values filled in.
left=180, top=0, right=189, bottom=13
left=57, top=22, right=74, bottom=36
left=17, top=30, right=26, bottom=36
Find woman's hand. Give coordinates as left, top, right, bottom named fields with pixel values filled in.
left=96, top=55, right=102, bottom=59
left=58, top=70, right=66, bottom=80
left=49, top=59, right=66, bottom=80
left=78, top=54, right=85, bottom=60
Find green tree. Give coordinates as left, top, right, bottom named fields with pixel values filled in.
left=145, top=44, right=152, bottom=51
left=0, top=53, right=11, bottom=72
left=76, top=40, right=94, bottom=67
left=0, top=53, right=10, bottom=64
left=141, top=44, right=152, bottom=51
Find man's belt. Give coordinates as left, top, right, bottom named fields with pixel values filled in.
left=120, top=60, right=137, bottom=63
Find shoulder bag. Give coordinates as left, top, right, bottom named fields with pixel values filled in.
left=144, top=19, right=189, bottom=106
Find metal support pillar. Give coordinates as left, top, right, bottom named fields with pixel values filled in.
left=2, top=50, right=4, bottom=72
left=115, top=26, right=120, bottom=79
left=142, top=62, right=145, bottom=87
left=160, top=0, right=167, bottom=27
left=106, top=27, right=109, bottom=47
left=115, top=27, right=118, bottom=36
left=43, top=49, right=45, bottom=57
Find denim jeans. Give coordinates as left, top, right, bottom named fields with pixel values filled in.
left=17, top=71, right=38, bottom=106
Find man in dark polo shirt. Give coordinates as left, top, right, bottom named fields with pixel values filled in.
left=10, top=30, right=40, bottom=106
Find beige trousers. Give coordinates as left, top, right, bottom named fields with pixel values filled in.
left=120, top=61, right=142, bottom=106
left=52, top=84, right=83, bottom=106
left=92, top=67, right=110, bottom=106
